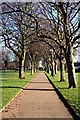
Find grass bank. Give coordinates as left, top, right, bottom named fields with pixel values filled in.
left=46, top=71, right=80, bottom=118
left=0, top=71, right=38, bottom=109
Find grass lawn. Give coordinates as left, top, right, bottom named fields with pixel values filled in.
left=46, top=71, right=80, bottom=117
left=0, top=71, right=38, bottom=109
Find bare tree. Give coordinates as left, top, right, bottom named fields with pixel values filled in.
left=1, top=2, right=38, bottom=78
left=36, top=2, right=80, bottom=88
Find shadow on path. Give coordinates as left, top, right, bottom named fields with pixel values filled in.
left=23, top=88, right=54, bottom=91
left=29, top=82, right=50, bottom=84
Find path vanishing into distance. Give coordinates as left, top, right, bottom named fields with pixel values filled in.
left=1, top=72, right=73, bottom=119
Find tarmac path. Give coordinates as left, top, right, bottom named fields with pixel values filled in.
left=1, top=72, right=73, bottom=119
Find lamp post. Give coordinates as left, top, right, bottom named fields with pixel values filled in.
left=50, top=49, right=55, bottom=79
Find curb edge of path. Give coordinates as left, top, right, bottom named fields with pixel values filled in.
left=0, top=72, right=39, bottom=113
left=45, top=73, right=80, bottom=120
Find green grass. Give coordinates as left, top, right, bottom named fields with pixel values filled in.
left=46, top=71, right=80, bottom=117
left=0, top=71, right=38, bottom=109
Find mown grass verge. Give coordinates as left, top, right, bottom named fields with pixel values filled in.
left=46, top=71, right=80, bottom=118
left=0, top=71, right=38, bottom=109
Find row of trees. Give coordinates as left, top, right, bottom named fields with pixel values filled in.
left=1, top=1, right=80, bottom=88
left=36, top=2, right=80, bottom=88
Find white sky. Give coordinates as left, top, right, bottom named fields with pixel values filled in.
left=38, top=60, right=43, bottom=67
left=74, top=47, right=80, bottom=62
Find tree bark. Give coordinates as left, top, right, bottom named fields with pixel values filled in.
left=19, top=57, right=21, bottom=78
left=19, top=56, right=25, bottom=79
left=55, top=60, right=58, bottom=74
left=24, top=60, right=25, bottom=72
left=48, top=63, right=50, bottom=74
left=60, top=49, right=65, bottom=82
left=47, top=64, right=49, bottom=73
left=34, top=62, right=36, bottom=73
left=51, top=61, right=55, bottom=79
left=19, top=50, right=26, bottom=79
left=60, top=58, right=65, bottom=82
left=66, top=45, right=77, bottom=88
left=31, top=61, right=34, bottom=75
left=47, top=63, right=50, bottom=74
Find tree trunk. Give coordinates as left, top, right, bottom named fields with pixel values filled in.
left=65, top=63, right=67, bottom=71
left=60, top=49, right=65, bottom=82
left=47, top=63, right=49, bottom=73
left=19, top=56, right=25, bottom=79
left=31, top=61, right=34, bottom=75
left=55, top=60, right=58, bottom=74
left=66, top=45, right=77, bottom=88
left=34, top=68, right=36, bottom=73
left=60, top=58, right=65, bottom=82
left=19, top=51, right=26, bottom=79
left=34, top=62, right=36, bottom=73
left=51, top=61, right=55, bottom=79
left=48, top=64, right=50, bottom=74
left=24, top=60, right=25, bottom=72
left=19, top=57, right=21, bottom=78
left=47, top=63, right=50, bottom=74
left=4, top=60, right=8, bottom=70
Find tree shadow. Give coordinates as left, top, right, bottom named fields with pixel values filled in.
left=54, top=81, right=60, bottom=82
left=0, top=86, right=22, bottom=89
left=58, top=87, right=68, bottom=89
left=23, top=88, right=54, bottom=91
left=54, top=80, right=67, bottom=83
left=29, top=82, right=50, bottom=84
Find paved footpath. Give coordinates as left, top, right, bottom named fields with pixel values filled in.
left=1, top=72, right=73, bottom=119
